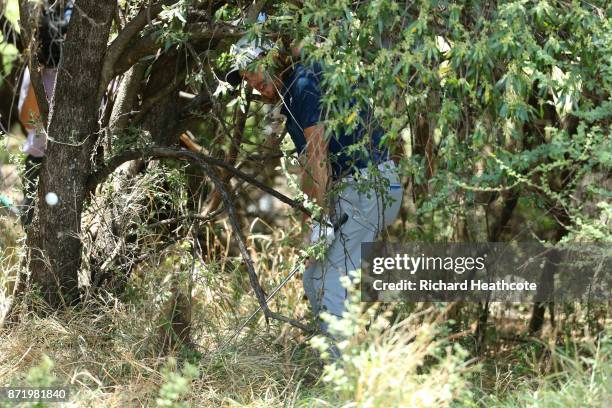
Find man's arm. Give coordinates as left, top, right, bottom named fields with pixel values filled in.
left=301, top=123, right=329, bottom=218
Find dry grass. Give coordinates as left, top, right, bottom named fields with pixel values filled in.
left=0, top=199, right=323, bottom=406
left=0, top=281, right=320, bottom=407
left=0, top=264, right=610, bottom=407
left=0, top=141, right=609, bottom=407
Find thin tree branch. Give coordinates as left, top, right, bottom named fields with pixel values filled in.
left=206, top=92, right=251, bottom=214
left=147, top=206, right=225, bottom=229
left=193, top=151, right=311, bottom=333
left=87, top=147, right=311, bottom=217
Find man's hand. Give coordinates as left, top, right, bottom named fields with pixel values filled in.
left=303, top=214, right=340, bottom=269
left=302, top=225, right=315, bottom=268
left=310, top=215, right=335, bottom=247
left=304, top=256, right=315, bottom=268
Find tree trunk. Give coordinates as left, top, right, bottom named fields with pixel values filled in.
left=25, top=1, right=115, bottom=307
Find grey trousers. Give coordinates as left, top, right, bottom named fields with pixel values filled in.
left=303, top=160, right=403, bottom=333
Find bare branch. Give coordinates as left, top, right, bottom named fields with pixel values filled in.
left=146, top=206, right=225, bottom=229
left=205, top=92, right=250, bottom=214
left=193, top=150, right=311, bottom=333
left=87, top=147, right=311, bottom=217
left=87, top=146, right=311, bottom=332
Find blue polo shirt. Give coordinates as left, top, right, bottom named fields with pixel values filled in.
left=279, top=63, right=388, bottom=179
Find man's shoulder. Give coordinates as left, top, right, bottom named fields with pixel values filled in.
left=287, top=63, right=321, bottom=96
left=293, top=63, right=322, bottom=81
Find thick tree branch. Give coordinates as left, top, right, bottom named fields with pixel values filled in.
left=111, top=22, right=243, bottom=80
left=97, top=0, right=176, bottom=100
left=108, top=62, right=147, bottom=131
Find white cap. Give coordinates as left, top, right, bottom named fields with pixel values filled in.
left=225, top=35, right=274, bottom=86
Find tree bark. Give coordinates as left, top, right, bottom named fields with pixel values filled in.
left=25, top=0, right=115, bottom=307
